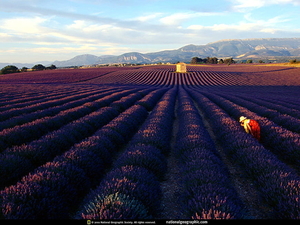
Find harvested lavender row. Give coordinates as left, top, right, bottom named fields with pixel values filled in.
left=76, top=88, right=176, bottom=219
left=189, top=90, right=300, bottom=219
left=176, top=88, right=245, bottom=219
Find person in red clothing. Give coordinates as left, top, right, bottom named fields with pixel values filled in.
left=239, top=116, right=261, bottom=141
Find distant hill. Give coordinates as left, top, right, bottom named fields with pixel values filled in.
left=53, top=38, right=300, bottom=67
left=53, top=54, right=115, bottom=67
left=3, top=38, right=300, bottom=68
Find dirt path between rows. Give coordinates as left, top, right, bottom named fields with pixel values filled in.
left=159, top=97, right=185, bottom=219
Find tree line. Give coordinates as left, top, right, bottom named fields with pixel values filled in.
left=0, top=64, right=57, bottom=75
left=191, top=57, right=235, bottom=65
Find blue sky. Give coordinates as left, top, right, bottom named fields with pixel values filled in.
left=1, top=0, right=300, bottom=63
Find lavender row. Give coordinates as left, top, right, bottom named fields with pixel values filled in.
left=0, top=99, right=153, bottom=219
left=254, top=88, right=300, bottom=109
left=110, top=89, right=150, bottom=112
left=261, top=96, right=300, bottom=112
left=91, top=67, right=174, bottom=87
left=91, top=67, right=254, bottom=86
left=112, top=88, right=175, bottom=177
left=130, top=88, right=177, bottom=155
left=0, top=87, right=119, bottom=131
left=220, top=94, right=300, bottom=133
left=221, top=86, right=300, bottom=111
left=0, top=86, right=94, bottom=115
left=176, top=88, right=245, bottom=219
left=234, top=92, right=300, bottom=120
left=135, top=88, right=169, bottom=111
left=203, top=92, right=300, bottom=168
left=189, top=90, right=300, bottom=219
left=0, top=86, right=75, bottom=109
left=0, top=106, right=119, bottom=190
left=76, top=88, right=176, bottom=219
left=0, top=88, right=153, bottom=189
left=0, top=88, right=136, bottom=151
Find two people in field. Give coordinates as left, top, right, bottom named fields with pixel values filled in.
left=239, top=116, right=261, bottom=141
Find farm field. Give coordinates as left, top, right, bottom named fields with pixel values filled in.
left=0, top=64, right=300, bottom=220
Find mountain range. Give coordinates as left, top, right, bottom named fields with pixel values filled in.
left=2, top=38, right=300, bottom=68
left=53, top=38, right=300, bottom=67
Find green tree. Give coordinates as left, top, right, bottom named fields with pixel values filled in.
left=0, top=65, right=19, bottom=74
left=32, top=64, right=46, bottom=71
left=191, top=57, right=199, bottom=64
left=191, top=57, right=204, bottom=64
left=246, top=59, right=253, bottom=64
left=21, top=67, right=28, bottom=72
left=223, top=58, right=235, bottom=65
left=46, top=64, right=57, bottom=70
left=207, top=57, right=218, bottom=64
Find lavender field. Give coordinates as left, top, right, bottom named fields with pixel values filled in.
left=0, top=64, right=300, bottom=219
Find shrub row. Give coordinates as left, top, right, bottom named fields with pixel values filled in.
left=0, top=88, right=118, bottom=131
left=76, top=88, right=177, bottom=219
left=0, top=88, right=156, bottom=189
left=0, top=86, right=103, bottom=119
left=0, top=164, right=86, bottom=219
left=177, top=88, right=245, bottom=219
left=0, top=106, right=119, bottom=189
left=135, top=88, right=169, bottom=111
left=0, top=86, right=79, bottom=113
left=94, top=67, right=254, bottom=87
left=190, top=90, right=300, bottom=219
left=110, top=89, right=149, bottom=112
left=237, top=93, right=300, bottom=120
left=130, top=88, right=177, bottom=155
left=0, top=91, right=157, bottom=219
left=203, top=92, right=300, bottom=167
left=76, top=166, right=158, bottom=220
left=0, top=89, right=135, bottom=151
left=256, top=90, right=300, bottom=111
left=222, top=94, right=300, bottom=134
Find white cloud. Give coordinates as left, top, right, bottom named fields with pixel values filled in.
left=0, top=17, right=48, bottom=34
left=187, top=23, right=258, bottom=32
left=187, top=12, right=292, bottom=35
left=31, top=45, right=98, bottom=54
left=259, top=28, right=277, bottom=34
left=231, top=0, right=300, bottom=11
left=231, top=0, right=266, bottom=10
left=187, top=25, right=205, bottom=30
left=159, top=12, right=195, bottom=25
left=0, top=33, right=12, bottom=41
left=159, top=12, right=222, bottom=25
left=134, top=13, right=163, bottom=22
left=1, top=0, right=300, bottom=63
left=66, top=20, right=114, bottom=33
